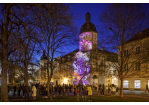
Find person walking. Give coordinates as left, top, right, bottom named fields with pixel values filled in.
left=87, top=85, right=92, bottom=101
left=74, top=85, right=76, bottom=96
left=24, top=85, right=30, bottom=101
left=76, top=87, right=80, bottom=102
left=116, top=86, right=118, bottom=96
left=17, top=84, right=21, bottom=96
left=13, top=85, right=16, bottom=96
left=111, top=85, right=114, bottom=96
left=108, top=84, right=110, bottom=93
left=98, top=84, right=101, bottom=96
left=22, top=84, right=25, bottom=97
left=58, top=85, right=61, bottom=95
left=145, top=84, right=148, bottom=93
left=8, top=85, right=10, bottom=95
left=82, top=86, right=87, bottom=102
left=32, top=85, right=37, bottom=100
left=101, top=84, right=105, bottom=95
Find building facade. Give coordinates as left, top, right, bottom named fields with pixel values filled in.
left=39, top=12, right=118, bottom=86
left=118, top=28, right=149, bottom=90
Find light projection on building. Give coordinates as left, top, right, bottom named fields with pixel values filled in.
left=79, top=32, right=92, bottom=51
left=73, top=32, right=92, bottom=85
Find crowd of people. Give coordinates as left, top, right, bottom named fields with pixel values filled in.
left=8, top=83, right=39, bottom=101
left=7, top=82, right=119, bottom=101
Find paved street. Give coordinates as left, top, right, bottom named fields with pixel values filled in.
left=1, top=89, right=149, bottom=102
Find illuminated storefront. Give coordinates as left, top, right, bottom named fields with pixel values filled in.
left=134, top=80, right=140, bottom=88
left=123, top=80, right=129, bottom=88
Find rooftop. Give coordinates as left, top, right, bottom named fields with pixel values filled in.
left=125, top=28, right=149, bottom=44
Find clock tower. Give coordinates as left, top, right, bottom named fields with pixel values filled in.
left=79, top=12, right=98, bottom=52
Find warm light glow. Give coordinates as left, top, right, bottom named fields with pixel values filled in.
left=64, top=78, right=67, bottom=83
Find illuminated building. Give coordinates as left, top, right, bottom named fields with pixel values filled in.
left=40, top=12, right=118, bottom=86
left=118, top=28, right=149, bottom=90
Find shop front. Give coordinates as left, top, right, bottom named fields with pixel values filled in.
left=119, top=78, right=149, bottom=90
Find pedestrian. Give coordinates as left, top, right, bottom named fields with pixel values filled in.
left=49, top=85, right=51, bottom=95
left=74, top=85, right=76, bottom=96
left=8, top=85, right=10, bottom=94
left=76, top=87, right=80, bottom=102
left=66, top=85, right=68, bottom=95
left=98, top=84, right=101, bottom=96
left=145, top=84, right=148, bottom=93
left=82, top=86, right=87, bottom=102
left=13, top=85, right=16, bottom=96
left=95, top=84, right=97, bottom=91
left=54, top=85, right=57, bottom=94
left=111, top=85, right=114, bottom=96
left=32, top=85, right=37, bottom=100
left=108, top=84, right=110, bottom=93
left=63, top=84, right=65, bottom=95
left=87, top=85, right=92, bottom=101
left=116, top=86, right=118, bottom=95
left=70, top=85, right=72, bottom=93
left=22, top=84, right=25, bottom=97
left=58, top=85, right=61, bottom=94
left=17, top=84, right=21, bottom=96
left=101, top=84, right=105, bottom=95
left=24, top=85, right=30, bottom=101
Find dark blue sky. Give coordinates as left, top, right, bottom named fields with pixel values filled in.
left=1, top=3, right=149, bottom=64
left=36, top=3, right=149, bottom=62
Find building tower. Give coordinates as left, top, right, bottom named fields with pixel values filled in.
left=79, top=12, right=98, bottom=52
left=73, top=12, right=98, bottom=85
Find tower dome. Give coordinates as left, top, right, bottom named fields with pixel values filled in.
left=80, top=12, right=97, bottom=34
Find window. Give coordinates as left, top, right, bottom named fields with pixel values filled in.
left=125, top=63, right=128, bottom=71
left=124, top=50, right=128, bottom=56
left=135, top=62, right=140, bottom=70
left=134, top=80, right=140, bottom=88
left=136, top=47, right=140, bottom=54
left=123, top=80, right=129, bottom=88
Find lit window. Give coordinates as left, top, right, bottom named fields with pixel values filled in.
left=134, top=80, right=140, bottom=88
left=123, top=80, right=129, bottom=88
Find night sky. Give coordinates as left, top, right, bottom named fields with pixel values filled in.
left=36, top=3, right=149, bottom=62
left=0, top=3, right=149, bottom=67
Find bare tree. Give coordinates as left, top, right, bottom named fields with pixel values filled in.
left=99, top=3, right=149, bottom=98
left=37, top=3, right=77, bottom=99
left=0, top=3, right=46, bottom=101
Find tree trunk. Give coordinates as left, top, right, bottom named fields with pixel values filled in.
left=24, top=61, right=28, bottom=86
left=47, top=48, right=50, bottom=97
left=50, top=76, right=52, bottom=100
left=47, top=68, right=50, bottom=97
left=120, top=79, right=123, bottom=98
left=1, top=4, right=12, bottom=102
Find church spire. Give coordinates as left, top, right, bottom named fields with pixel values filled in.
left=85, top=12, right=91, bottom=23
